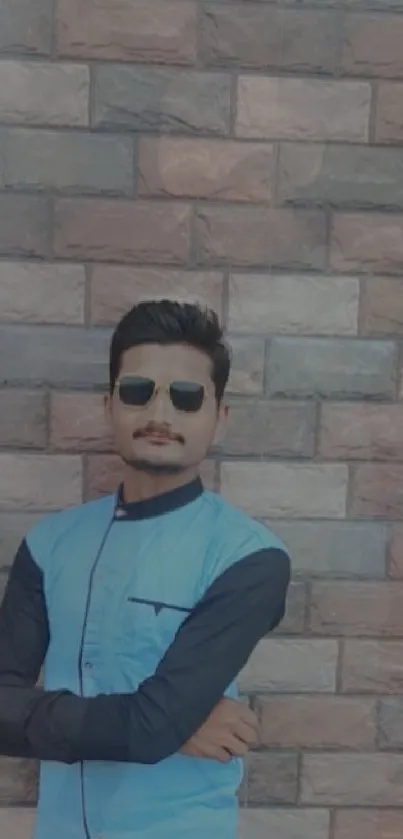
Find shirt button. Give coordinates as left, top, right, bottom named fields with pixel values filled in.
left=84, top=661, right=93, bottom=670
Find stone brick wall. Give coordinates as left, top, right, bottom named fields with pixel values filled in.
left=1, top=0, right=403, bottom=837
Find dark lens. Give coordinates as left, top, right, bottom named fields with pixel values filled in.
left=119, top=376, right=155, bottom=407
left=170, top=381, right=204, bottom=412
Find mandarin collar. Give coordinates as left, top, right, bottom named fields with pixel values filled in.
left=114, top=476, right=204, bottom=521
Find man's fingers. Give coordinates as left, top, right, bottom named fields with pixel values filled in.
left=231, top=718, right=259, bottom=746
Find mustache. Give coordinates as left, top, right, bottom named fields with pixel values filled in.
left=133, top=427, right=185, bottom=444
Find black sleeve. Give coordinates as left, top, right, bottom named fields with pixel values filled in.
left=0, top=546, right=290, bottom=765
left=0, top=540, right=50, bottom=757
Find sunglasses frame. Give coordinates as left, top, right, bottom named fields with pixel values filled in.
left=116, top=375, right=207, bottom=413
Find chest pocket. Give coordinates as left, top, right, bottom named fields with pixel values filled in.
left=119, top=596, right=192, bottom=666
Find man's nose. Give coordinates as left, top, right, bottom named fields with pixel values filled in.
left=147, top=387, right=175, bottom=423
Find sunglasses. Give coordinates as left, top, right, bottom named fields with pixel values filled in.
left=117, top=376, right=206, bottom=413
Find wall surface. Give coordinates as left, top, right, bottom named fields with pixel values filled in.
left=1, top=0, right=403, bottom=837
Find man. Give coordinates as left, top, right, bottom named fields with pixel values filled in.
left=0, top=300, right=290, bottom=839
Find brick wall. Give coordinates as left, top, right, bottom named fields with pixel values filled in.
left=1, top=0, right=403, bottom=837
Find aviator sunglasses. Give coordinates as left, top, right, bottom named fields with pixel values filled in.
left=117, top=375, right=206, bottom=413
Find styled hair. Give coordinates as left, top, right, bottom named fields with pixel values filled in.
left=109, top=299, right=231, bottom=403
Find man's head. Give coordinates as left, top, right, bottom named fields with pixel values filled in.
left=105, top=299, right=231, bottom=476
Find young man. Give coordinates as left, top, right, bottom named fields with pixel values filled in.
left=0, top=300, right=290, bottom=839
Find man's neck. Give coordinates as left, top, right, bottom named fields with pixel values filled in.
left=122, top=465, right=199, bottom=504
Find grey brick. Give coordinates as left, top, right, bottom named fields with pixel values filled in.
left=0, top=325, right=111, bottom=388
left=0, top=194, right=48, bottom=257
left=279, top=144, right=403, bottom=210
left=267, top=337, right=397, bottom=400
left=268, top=521, right=388, bottom=579
left=0, top=512, right=42, bottom=572
left=0, top=0, right=52, bottom=55
left=379, top=698, right=403, bottom=747
left=223, top=400, right=316, bottom=457
left=93, top=66, right=231, bottom=135
left=239, top=752, right=298, bottom=806
left=239, top=809, right=330, bottom=839
left=0, top=129, right=134, bottom=195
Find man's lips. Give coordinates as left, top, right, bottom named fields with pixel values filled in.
left=135, top=431, right=182, bottom=444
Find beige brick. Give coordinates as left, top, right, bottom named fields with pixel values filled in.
left=0, top=195, right=48, bottom=258
left=0, top=60, right=89, bottom=126
left=139, top=137, right=274, bottom=202
left=301, top=753, right=403, bottom=806
left=57, top=0, right=196, bottom=63
left=257, top=696, right=376, bottom=748
left=331, top=212, right=403, bottom=274
left=240, top=752, right=298, bottom=806
left=228, top=273, right=359, bottom=335
left=376, top=83, right=403, bottom=143
left=342, top=640, right=403, bottom=693
left=224, top=401, right=315, bottom=458
left=194, top=206, right=326, bottom=269
left=0, top=808, right=35, bottom=839
left=227, top=338, right=265, bottom=395
left=85, top=454, right=123, bottom=500
left=0, top=262, right=85, bottom=324
left=236, top=77, right=370, bottom=141
left=0, top=454, right=82, bottom=510
left=362, top=276, right=403, bottom=335
left=239, top=809, right=330, bottom=839
left=221, top=462, right=348, bottom=518
left=0, top=390, right=47, bottom=449
left=238, top=638, right=338, bottom=693
left=54, top=199, right=191, bottom=264
left=351, top=465, right=403, bottom=519
left=334, top=810, right=403, bottom=839
left=320, top=404, right=403, bottom=461
left=341, top=14, right=403, bottom=78
left=90, top=266, right=224, bottom=326
left=50, top=392, right=111, bottom=452
left=310, top=581, right=403, bottom=636
left=0, top=757, right=37, bottom=804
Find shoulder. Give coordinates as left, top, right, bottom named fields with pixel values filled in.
left=201, top=490, right=290, bottom=586
left=25, top=494, right=116, bottom=570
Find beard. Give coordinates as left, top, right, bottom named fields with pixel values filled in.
left=122, top=455, right=185, bottom=476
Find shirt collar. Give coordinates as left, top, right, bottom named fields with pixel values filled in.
left=114, top=476, right=204, bottom=521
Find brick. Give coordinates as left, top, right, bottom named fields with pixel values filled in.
left=90, top=266, right=224, bottom=327
left=334, top=810, right=403, bottom=839
left=275, top=582, right=306, bottom=635
left=239, top=752, right=298, bottom=806
left=139, top=137, right=274, bottom=203
left=224, top=400, right=315, bottom=458
left=279, top=143, right=403, bottom=210
left=301, top=753, right=403, bottom=806
left=388, top=524, right=403, bottom=578
left=0, top=512, right=42, bottom=571
left=199, top=460, right=216, bottom=492
left=376, top=83, right=403, bottom=143
left=0, top=195, right=48, bottom=258
left=0, top=262, right=85, bottom=324
left=226, top=337, right=265, bottom=395
left=379, top=698, right=403, bottom=747
left=86, top=454, right=124, bottom=499
left=341, top=15, right=403, bottom=79
left=57, top=0, right=196, bottom=63
left=310, top=581, right=403, bottom=636
left=0, top=808, right=35, bottom=839
left=0, top=0, right=51, bottom=55
left=0, top=128, right=133, bottom=195
left=267, top=337, right=396, bottom=400
left=93, top=66, right=230, bottom=135
left=54, top=199, right=191, bottom=264
left=0, top=757, right=36, bottom=804
left=221, top=462, right=347, bottom=519
left=236, top=77, right=370, bottom=141
left=239, top=809, right=330, bottom=839
left=0, top=454, right=82, bottom=510
left=50, top=392, right=111, bottom=452
left=0, top=60, right=89, bottom=127
left=351, top=465, right=403, bottom=518
left=201, top=5, right=338, bottom=74
left=257, top=696, right=376, bottom=749
left=194, top=206, right=326, bottom=269
left=331, top=212, right=403, bottom=274
left=0, top=390, right=47, bottom=449
left=238, top=638, right=338, bottom=693
left=342, top=640, right=403, bottom=693
left=0, top=325, right=110, bottom=388
left=228, top=273, right=359, bottom=335
left=320, top=403, right=403, bottom=461
left=362, top=277, right=403, bottom=335
left=270, top=520, right=387, bottom=579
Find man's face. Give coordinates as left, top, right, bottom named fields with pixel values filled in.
left=106, top=343, right=227, bottom=475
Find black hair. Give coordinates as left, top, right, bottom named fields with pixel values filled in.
left=109, top=299, right=231, bottom=403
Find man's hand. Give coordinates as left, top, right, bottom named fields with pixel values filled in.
left=180, top=698, right=259, bottom=764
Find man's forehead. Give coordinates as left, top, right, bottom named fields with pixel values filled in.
left=120, top=343, right=212, bottom=378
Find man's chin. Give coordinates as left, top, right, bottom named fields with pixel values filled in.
left=124, top=456, right=185, bottom=476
